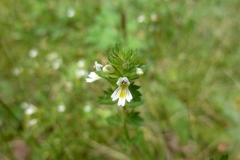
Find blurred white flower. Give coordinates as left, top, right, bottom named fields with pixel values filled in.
left=29, top=48, right=38, bottom=58
left=137, top=14, right=145, bottom=23
left=57, top=104, right=66, bottom=113
left=52, top=58, right=62, bottom=70
left=86, top=72, right=101, bottom=83
left=28, top=119, right=37, bottom=127
left=111, top=77, right=133, bottom=107
left=84, top=105, right=91, bottom=113
left=46, top=52, right=58, bottom=61
left=25, top=104, right=37, bottom=115
left=46, top=52, right=63, bottom=69
left=150, top=13, right=158, bottom=21
left=65, top=81, right=73, bottom=91
left=76, top=69, right=86, bottom=78
left=67, top=7, right=75, bottom=18
left=86, top=61, right=103, bottom=82
left=136, top=68, right=144, bottom=75
left=21, top=102, right=29, bottom=109
left=12, top=67, right=23, bottom=76
left=77, top=59, right=85, bottom=68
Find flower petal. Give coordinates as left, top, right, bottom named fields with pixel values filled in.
left=95, top=61, right=103, bottom=71
left=86, top=72, right=101, bottom=83
left=111, top=87, right=121, bottom=101
left=118, top=97, right=126, bottom=106
left=126, top=88, right=133, bottom=102
left=116, top=77, right=123, bottom=85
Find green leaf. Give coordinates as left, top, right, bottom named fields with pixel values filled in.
left=95, top=70, right=109, bottom=79
left=126, top=110, right=144, bottom=126
left=106, top=115, right=121, bottom=126
left=129, top=83, right=142, bottom=102
left=106, top=44, right=140, bottom=77
left=98, top=88, right=116, bottom=105
left=219, top=155, right=228, bottom=160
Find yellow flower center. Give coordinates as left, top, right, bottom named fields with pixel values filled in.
left=119, top=84, right=128, bottom=98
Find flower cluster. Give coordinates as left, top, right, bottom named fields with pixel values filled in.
left=86, top=61, right=138, bottom=106
left=86, top=45, right=145, bottom=107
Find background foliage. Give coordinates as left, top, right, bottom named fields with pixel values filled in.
left=1, top=0, right=240, bottom=159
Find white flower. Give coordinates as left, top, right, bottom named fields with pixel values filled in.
left=136, top=68, right=144, bottom=75
left=86, top=72, right=101, bottom=83
left=24, top=104, right=37, bottom=115
left=28, top=119, right=37, bottom=127
left=52, top=58, right=62, bottom=69
left=67, top=7, right=75, bottom=18
left=84, top=105, right=91, bottom=113
left=29, top=48, right=38, bottom=58
left=77, top=59, right=85, bottom=68
left=76, top=69, right=86, bottom=78
left=46, top=52, right=58, bottom=61
left=12, top=67, right=23, bottom=76
left=94, top=61, right=103, bottom=71
left=137, top=14, right=145, bottom=23
left=86, top=61, right=103, bottom=83
left=111, top=77, right=133, bottom=107
left=150, top=13, right=158, bottom=21
left=57, top=104, right=66, bottom=113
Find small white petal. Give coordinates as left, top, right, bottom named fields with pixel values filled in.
left=94, top=61, right=103, bottom=71
left=126, top=88, right=133, bottom=102
left=111, top=87, right=121, bottom=101
left=86, top=78, right=95, bottom=83
left=116, top=77, right=123, bottom=85
left=118, top=97, right=126, bottom=107
left=86, top=72, right=101, bottom=83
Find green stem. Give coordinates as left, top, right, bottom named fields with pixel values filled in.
left=123, top=117, right=130, bottom=141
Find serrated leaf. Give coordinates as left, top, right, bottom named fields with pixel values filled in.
left=126, top=111, right=144, bottom=126
left=129, top=83, right=142, bottom=102
left=107, top=44, right=140, bottom=77
left=98, top=88, right=116, bottom=105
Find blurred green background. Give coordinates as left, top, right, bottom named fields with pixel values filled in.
left=1, top=0, right=240, bottom=159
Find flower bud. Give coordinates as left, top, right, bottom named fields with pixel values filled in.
left=136, top=68, right=143, bottom=76
left=103, top=65, right=115, bottom=73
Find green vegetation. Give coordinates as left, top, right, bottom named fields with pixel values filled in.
left=1, top=0, right=240, bottom=159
